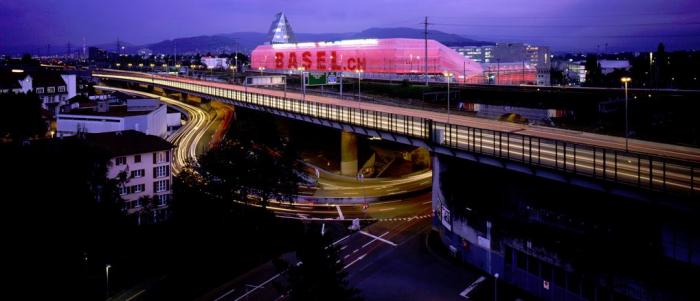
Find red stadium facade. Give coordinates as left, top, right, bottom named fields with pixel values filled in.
left=250, top=38, right=535, bottom=84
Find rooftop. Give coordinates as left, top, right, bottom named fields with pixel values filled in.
left=82, top=130, right=173, bottom=157
left=61, top=105, right=157, bottom=117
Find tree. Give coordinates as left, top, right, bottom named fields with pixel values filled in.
left=282, top=231, right=362, bottom=301
left=0, top=92, right=47, bottom=142
left=584, top=56, right=603, bottom=86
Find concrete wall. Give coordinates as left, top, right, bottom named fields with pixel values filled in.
left=56, top=115, right=125, bottom=137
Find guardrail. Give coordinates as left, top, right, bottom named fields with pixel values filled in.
left=94, top=71, right=699, bottom=197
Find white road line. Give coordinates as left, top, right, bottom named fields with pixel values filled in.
left=126, top=289, right=146, bottom=301
left=422, top=201, right=433, bottom=205
left=362, top=231, right=389, bottom=248
left=359, top=231, right=398, bottom=246
left=232, top=270, right=284, bottom=301
left=343, top=253, right=367, bottom=270
left=332, top=234, right=351, bottom=246
left=459, top=276, right=486, bottom=298
left=336, top=205, right=344, bottom=220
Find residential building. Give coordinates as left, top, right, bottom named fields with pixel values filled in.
left=0, top=70, right=77, bottom=114
left=57, top=98, right=168, bottom=138
left=84, top=130, right=174, bottom=221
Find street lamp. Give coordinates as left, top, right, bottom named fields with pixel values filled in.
left=494, top=273, right=499, bottom=301
left=298, top=67, right=306, bottom=100
left=105, top=264, right=111, bottom=298
left=621, top=77, right=632, bottom=152
left=443, top=71, right=453, bottom=124
left=258, top=66, right=265, bottom=76
left=356, top=69, right=363, bottom=101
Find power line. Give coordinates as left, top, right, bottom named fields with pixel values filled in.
left=431, top=21, right=700, bottom=28
left=430, top=12, right=699, bottom=20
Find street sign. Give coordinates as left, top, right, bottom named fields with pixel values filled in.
left=305, top=72, right=339, bottom=86
left=305, top=73, right=327, bottom=86
left=327, top=72, right=339, bottom=84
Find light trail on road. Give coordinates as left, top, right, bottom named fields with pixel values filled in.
left=94, top=85, right=213, bottom=174
left=94, top=71, right=700, bottom=195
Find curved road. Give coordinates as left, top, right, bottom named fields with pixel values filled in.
left=95, top=85, right=432, bottom=203
left=95, top=85, right=213, bottom=173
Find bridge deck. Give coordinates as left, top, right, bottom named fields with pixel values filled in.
left=94, top=70, right=700, bottom=196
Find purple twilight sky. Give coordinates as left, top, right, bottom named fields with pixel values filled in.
left=1, top=0, right=699, bottom=52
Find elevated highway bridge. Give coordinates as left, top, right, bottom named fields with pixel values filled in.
left=94, top=70, right=700, bottom=201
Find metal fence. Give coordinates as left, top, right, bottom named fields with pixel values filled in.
left=94, top=71, right=699, bottom=197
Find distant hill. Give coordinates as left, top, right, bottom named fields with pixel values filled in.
left=141, top=28, right=491, bottom=55
left=350, top=27, right=491, bottom=46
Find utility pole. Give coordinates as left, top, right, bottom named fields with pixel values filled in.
left=66, top=42, right=72, bottom=59
left=424, top=16, right=429, bottom=86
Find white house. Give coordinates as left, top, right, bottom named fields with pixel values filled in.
left=0, top=70, right=77, bottom=114
left=84, top=130, right=174, bottom=222
left=57, top=98, right=168, bottom=138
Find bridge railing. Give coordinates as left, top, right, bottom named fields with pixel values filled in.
left=94, top=71, right=699, bottom=197
left=436, top=122, right=697, bottom=196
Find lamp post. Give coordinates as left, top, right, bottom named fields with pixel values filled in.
left=621, top=77, right=632, bottom=152
left=298, top=67, right=306, bottom=100
left=105, top=264, right=111, bottom=298
left=494, top=273, right=499, bottom=301
left=443, top=72, right=453, bottom=123
left=356, top=69, right=363, bottom=101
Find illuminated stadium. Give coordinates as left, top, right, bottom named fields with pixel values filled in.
left=250, top=38, right=537, bottom=85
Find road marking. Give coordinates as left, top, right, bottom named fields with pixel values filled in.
left=359, top=231, right=397, bottom=246
left=362, top=231, right=390, bottom=248
left=378, top=207, right=395, bottom=212
left=232, top=270, right=285, bottom=301
left=332, top=234, right=351, bottom=246
left=422, top=201, right=432, bottom=205
left=343, top=253, right=367, bottom=269
left=459, top=276, right=486, bottom=299
left=126, top=289, right=146, bottom=301
left=336, top=205, right=344, bottom=220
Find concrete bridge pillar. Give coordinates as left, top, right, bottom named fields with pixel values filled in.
left=340, top=131, right=358, bottom=177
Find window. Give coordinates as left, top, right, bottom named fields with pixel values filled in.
left=154, top=180, right=170, bottom=193
left=36, top=87, right=44, bottom=94
left=154, top=165, right=169, bottom=178
left=115, top=157, right=126, bottom=166
left=119, top=186, right=127, bottom=196
left=47, top=87, right=55, bottom=93
left=156, top=194, right=169, bottom=206
left=58, top=86, right=65, bottom=92
left=124, top=183, right=145, bottom=194
left=516, top=251, right=527, bottom=270
left=154, top=150, right=170, bottom=163
left=130, top=169, right=145, bottom=178
left=134, top=154, right=141, bottom=163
